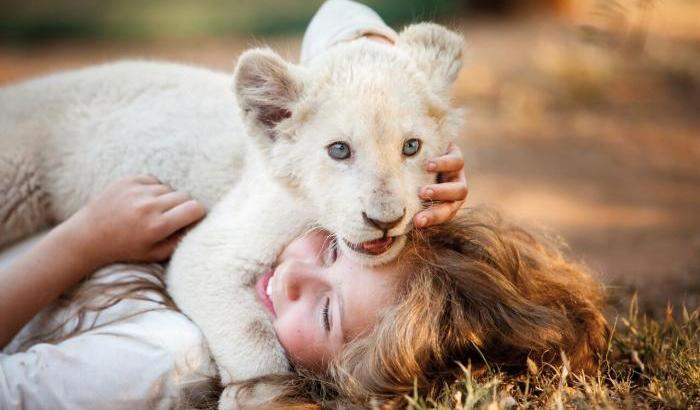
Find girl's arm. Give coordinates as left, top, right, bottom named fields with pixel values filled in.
left=0, top=175, right=205, bottom=348
left=1, top=272, right=215, bottom=409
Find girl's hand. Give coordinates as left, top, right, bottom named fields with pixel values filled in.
left=68, top=175, right=206, bottom=265
left=0, top=175, right=206, bottom=347
left=415, top=143, right=468, bottom=228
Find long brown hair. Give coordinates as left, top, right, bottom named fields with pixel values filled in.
left=28, top=208, right=607, bottom=409
left=235, top=207, right=608, bottom=408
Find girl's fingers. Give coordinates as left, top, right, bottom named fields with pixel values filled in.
left=426, top=143, right=464, bottom=173
left=131, top=175, right=161, bottom=185
left=420, top=182, right=468, bottom=202
left=144, top=183, right=173, bottom=197
left=160, top=200, right=206, bottom=238
left=436, top=170, right=460, bottom=183
left=426, top=154, right=463, bottom=173
left=148, top=232, right=185, bottom=261
left=438, top=162, right=467, bottom=184
left=155, top=191, right=192, bottom=211
left=414, top=201, right=462, bottom=228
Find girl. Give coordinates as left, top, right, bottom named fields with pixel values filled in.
left=1, top=1, right=607, bottom=409
left=235, top=207, right=608, bottom=408
left=1, top=189, right=608, bottom=408
left=0, top=164, right=467, bottom=409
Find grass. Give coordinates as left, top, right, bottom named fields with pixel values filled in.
left=405, top=296, right=700, bottom=409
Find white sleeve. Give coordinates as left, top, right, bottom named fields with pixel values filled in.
left=300, top=0, right=398, bottom=64
left=0, top=308, right=215, bottom=410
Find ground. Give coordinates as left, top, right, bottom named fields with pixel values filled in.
left=1, top=2, right=698, bottom=316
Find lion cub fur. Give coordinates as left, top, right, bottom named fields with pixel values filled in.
left=0, top=23, right=464, bottom=408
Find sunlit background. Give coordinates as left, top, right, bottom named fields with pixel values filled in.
left=1, top=0, right=698, bottom=314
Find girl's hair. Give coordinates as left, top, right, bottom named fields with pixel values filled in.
left=235, top=207, right=608, bottom=408
left=30, top=207, right=607, bottom=409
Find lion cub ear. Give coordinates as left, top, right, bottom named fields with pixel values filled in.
left=234, top=48, right=303, bottom=141
left=397, top=23, right=464, bottom=97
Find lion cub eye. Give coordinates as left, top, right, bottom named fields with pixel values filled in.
left=327, top=141, right=351, bottom=160
left=402, top=138, right=422, bottom=157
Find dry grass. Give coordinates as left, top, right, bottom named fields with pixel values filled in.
left=405, top=296, right=700, bottom=409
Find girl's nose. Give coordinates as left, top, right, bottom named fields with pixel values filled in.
left=285, top=277, right=301, bottom=301
left=283, top=261, right=323, bottom=302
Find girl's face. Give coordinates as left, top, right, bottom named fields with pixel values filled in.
left=255, top=230, right=402, bottom=370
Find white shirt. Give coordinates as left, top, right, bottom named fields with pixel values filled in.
left=0, top=1, right=397, bottom=408
left=1, top=254, right=216, bottom=410
left=300, top=0, right=398, bottom=64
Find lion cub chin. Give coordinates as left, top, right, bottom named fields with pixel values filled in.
left=234, top=22, right=465, bottom=267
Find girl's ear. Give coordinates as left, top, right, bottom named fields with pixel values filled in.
left=234, top=48, right=303, bottom=142
left=397, top=23, right=464, bottom=97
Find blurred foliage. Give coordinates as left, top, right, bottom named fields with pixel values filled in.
left=0, top=0, right=464, bottom=42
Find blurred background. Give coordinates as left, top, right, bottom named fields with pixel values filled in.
left=1, top=0, right=698, bottom=314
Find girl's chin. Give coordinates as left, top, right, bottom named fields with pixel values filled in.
left=255, top=269, right=276, bottom=317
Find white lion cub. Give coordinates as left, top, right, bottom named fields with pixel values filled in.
left=0, top=23, right=463, bottom=407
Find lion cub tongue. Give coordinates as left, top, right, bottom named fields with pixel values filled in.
left=360, top=237, right=394, bottom=255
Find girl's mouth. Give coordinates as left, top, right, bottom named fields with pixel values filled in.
left=256, top=269, right=276, bottom=316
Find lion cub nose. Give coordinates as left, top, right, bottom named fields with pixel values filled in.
left=362, top=209, right=406, bottom=232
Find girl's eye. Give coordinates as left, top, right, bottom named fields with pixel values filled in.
left=327, top=141, right=351, bottom=160
left=323, top=237, right=338, bottom=266
left=322, top=296, right=331, bottom=332
left=402, top=138, right=422, bottom=157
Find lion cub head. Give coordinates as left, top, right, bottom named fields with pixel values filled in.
left=235, top=23, right=464, bottom=265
